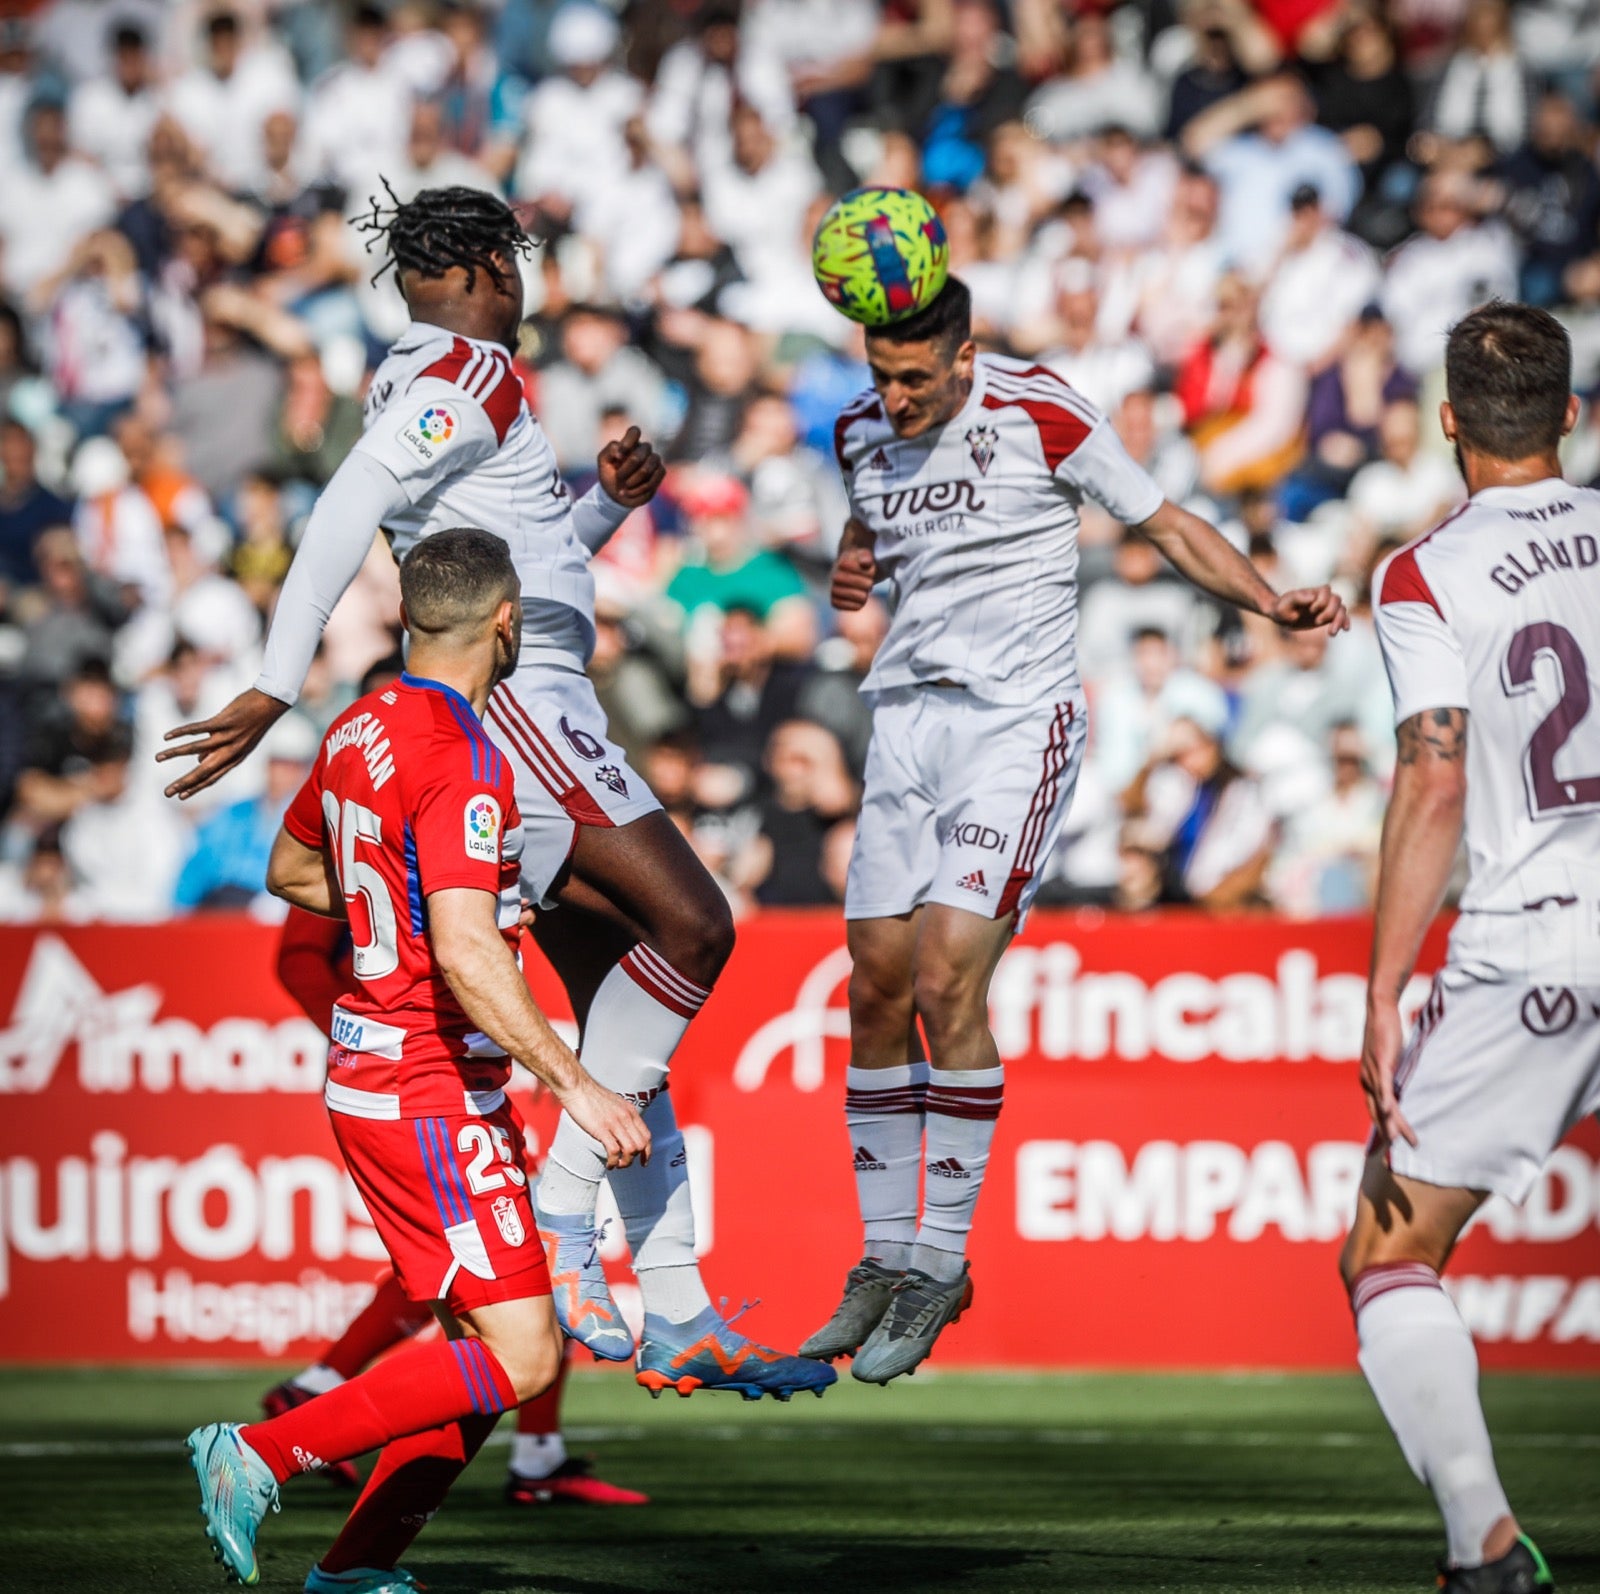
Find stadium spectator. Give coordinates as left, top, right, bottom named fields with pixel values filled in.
left=732, top=718, right=858, bottom=905
left=1, top=98, right=116, bottom=302
left=0, top=420, right=71, bottom=597
left=1258, top=183, right=1381, bottom=371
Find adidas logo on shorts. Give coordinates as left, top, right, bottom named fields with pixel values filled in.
left=927, top=1157, right=971, bottom=1180
left=853, top=1144, right=887, bottom=1172
left=956, top=870, right=987, bottom=893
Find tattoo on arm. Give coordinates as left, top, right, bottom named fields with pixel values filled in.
left=1396, top=708, right=1468, bottom=765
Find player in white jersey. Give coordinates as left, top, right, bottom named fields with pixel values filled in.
left=801, top=279, right=1347, bottom=1382
left=1343, top=304, right=1596, bottom=1594
left=158, top=185, right=834, bottom=1402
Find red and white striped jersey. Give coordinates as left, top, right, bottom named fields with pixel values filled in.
left=1374, top=475, right=1600, bottom=982
left=836, top=353, right=1164, bottom=706
left=354, top=321, right=595, bottom=667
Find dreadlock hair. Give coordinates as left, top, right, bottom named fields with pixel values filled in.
left=356, top=180, right=535, bottom=294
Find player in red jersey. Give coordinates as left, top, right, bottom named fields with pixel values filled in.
left=186, top=529, right=649, bottom=1590
left=268, top=903, right=649, bottom=1508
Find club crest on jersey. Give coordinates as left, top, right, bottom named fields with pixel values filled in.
left=595, top=764, right=629, bottom=798
left=400, top=403, right=457, bottom=461
left=464, top=794, right=501, bottom=862
left=966, top=423, right=998, bottom=476
left=491, top=1194, right=526, bottom=1247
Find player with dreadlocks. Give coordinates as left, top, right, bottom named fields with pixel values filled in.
left=162, top=185, right=834, bottom=1406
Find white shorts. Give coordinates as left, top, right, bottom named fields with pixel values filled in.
left=1390, top=965, right=1600, bottom=1202
left=845, top=685, right=1085, bottom=930
left=484, top=662, right=661, bottom=905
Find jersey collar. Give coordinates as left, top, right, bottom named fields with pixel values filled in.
left=401, top=671, right=481, bottom=722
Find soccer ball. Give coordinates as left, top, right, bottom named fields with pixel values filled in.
left=812, top=187, right=950, bottom=327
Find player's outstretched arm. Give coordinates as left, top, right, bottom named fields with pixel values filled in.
left=830, top=516, right=878, bottom=611
left=427, top=887, right=651, bottom=1169
left=1136, top=500, right=1349, bottom=633
left=266, top=828, right=344, bottom=919
left=159, top=452, right=412, bottom=800
left=1361, top=708, right=1468, bottom=1148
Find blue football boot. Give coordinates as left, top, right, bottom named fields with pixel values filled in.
left=635, top=1302, right=838, bottom=1401
left=187, top=1422, right=280, bottom=1585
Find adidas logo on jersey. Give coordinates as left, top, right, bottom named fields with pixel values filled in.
left=853, top=1144, right=887, bottom=1172
left=866, top=447, right=891, bottom=471
left=927, top=1157, right=971, bottom=1180
left=956, top=870, right=987, bottom=894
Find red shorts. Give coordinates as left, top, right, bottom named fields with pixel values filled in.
left=331, top=1100, right=550, bottom=1314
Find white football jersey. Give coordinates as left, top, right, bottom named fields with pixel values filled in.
left=354, top=321, right=595, bottom=667
left=836, top=354, right=1165, bottom=706
left=1374, top=476, right=1600, bottom=983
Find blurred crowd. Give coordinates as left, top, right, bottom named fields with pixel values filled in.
left=2, top=0, right=1594, bottom=925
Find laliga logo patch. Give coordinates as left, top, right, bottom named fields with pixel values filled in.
left=401, top=403, right=457, bottom=460
left=966, top=423, right=997, bottom=476
left=464, top=794, right=501, bottom=861
left=492, top=1194, right=526, bottom=1246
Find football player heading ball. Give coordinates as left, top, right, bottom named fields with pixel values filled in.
left=803, top=274, right=1348, bottom=1382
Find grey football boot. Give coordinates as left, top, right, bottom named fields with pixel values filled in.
left=798, top=1259, right=902, bottom=1361
left=850, top=1263, right=973, bottom=1384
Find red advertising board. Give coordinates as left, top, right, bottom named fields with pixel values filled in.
left=0, top=913, right=1595, bottom=1368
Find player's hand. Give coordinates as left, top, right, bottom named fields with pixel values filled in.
left=830, top=546, right=878, bottom=611
left=597, top=426, right=665, bottom=509
left=1359, top=997, right=1417, bottom=1149
left=559, top=1075, right=652, bottom=1170
left=1269, top=586, right=1349, bottom=634
left=157, top=687, right=289, bottom=800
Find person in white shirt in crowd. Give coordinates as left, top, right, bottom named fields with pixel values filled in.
left=1037, top=259, right=1156, bottom=415
left=0, top=99, right=116, bottom=305
left=1077, top=124, right=1178, bottom=251
left=1381, top=170, right=1519, bottom=377
left=1093, top=624, right=1232, bottom=794
left=1345, top=397, right=1466, bottom=551
left=577, top=116, right=681, bottom=303
left=1268, top=719, right=1386, bottom=917
left=1258, top=182, right=1381, bottom=372
left=37, top=229, right=149, bottom=436
left=60, top=727, right=188, bottom=921
left=302, top=4, right=413, bottom=193
left=1427, top=0, right=1531, bottom=155
left=70, top=434, right=171, bottom=620
left=512, top=4, right=641, bottom=218
left=68, top=20, right=163, bottom=201
left=703, top=102, right=822, bottom=289
left=1182, top=70, right=1359, bottom=272
left=1099, top=164, right=1225, bottom=369
left=165, top=10, right=300, bottom=193
left=649, top=0, right=795, bottom=184
left=1025, top=10, right=1160, bottom=144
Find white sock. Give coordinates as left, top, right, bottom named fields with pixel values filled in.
left=1354, top=1264, right=1512, bottom=1568
left=510, top=1430, right=567, bottom=1479
left=289, top=1363, right=343, bottom=1395
left=913, top=1065, right=1003, bottom=1283
left=845, top=1062, right=928, bottom=1271
left=540, top=945, right=707, bottom=1217
left=617, top=1090, right=712, bottom=1325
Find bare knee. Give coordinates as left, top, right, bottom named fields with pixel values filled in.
left=912, top=956, right=986, bottom=1049
left=849, top=958, right=914, bottom=1044
left=650, top=889, right=735, bottom=991
left=476, top=1313, right=563, bottom=1405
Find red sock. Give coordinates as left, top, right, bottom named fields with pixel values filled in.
left=319, top=1412, right=498, bottom=1575
left=514, top=1347, right=568, bottom=1436
left=323, top=1274, right=434, bottom=1380
left=241, top=1337, right=516, bottom=1482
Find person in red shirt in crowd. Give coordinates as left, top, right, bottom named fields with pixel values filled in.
left=271, top=899, right=650, bottom=1508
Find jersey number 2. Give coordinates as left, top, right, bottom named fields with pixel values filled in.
left=1503, top=622, right=1600, bottom=818
left=321, top=793, right=400, bottom=979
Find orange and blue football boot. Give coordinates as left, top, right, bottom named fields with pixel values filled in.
left=535, top=1208, right=634, bottom=1362
left=635, top=1303, right=837, bottom=1401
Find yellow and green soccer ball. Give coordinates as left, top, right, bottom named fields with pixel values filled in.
left=812, top=186, right=950, bottom=327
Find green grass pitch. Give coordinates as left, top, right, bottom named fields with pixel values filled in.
left=0, top=1368, right=1595, bottom=1594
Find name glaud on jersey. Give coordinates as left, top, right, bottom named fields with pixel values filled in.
left=1488, top=522, right=1598, bottom=594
